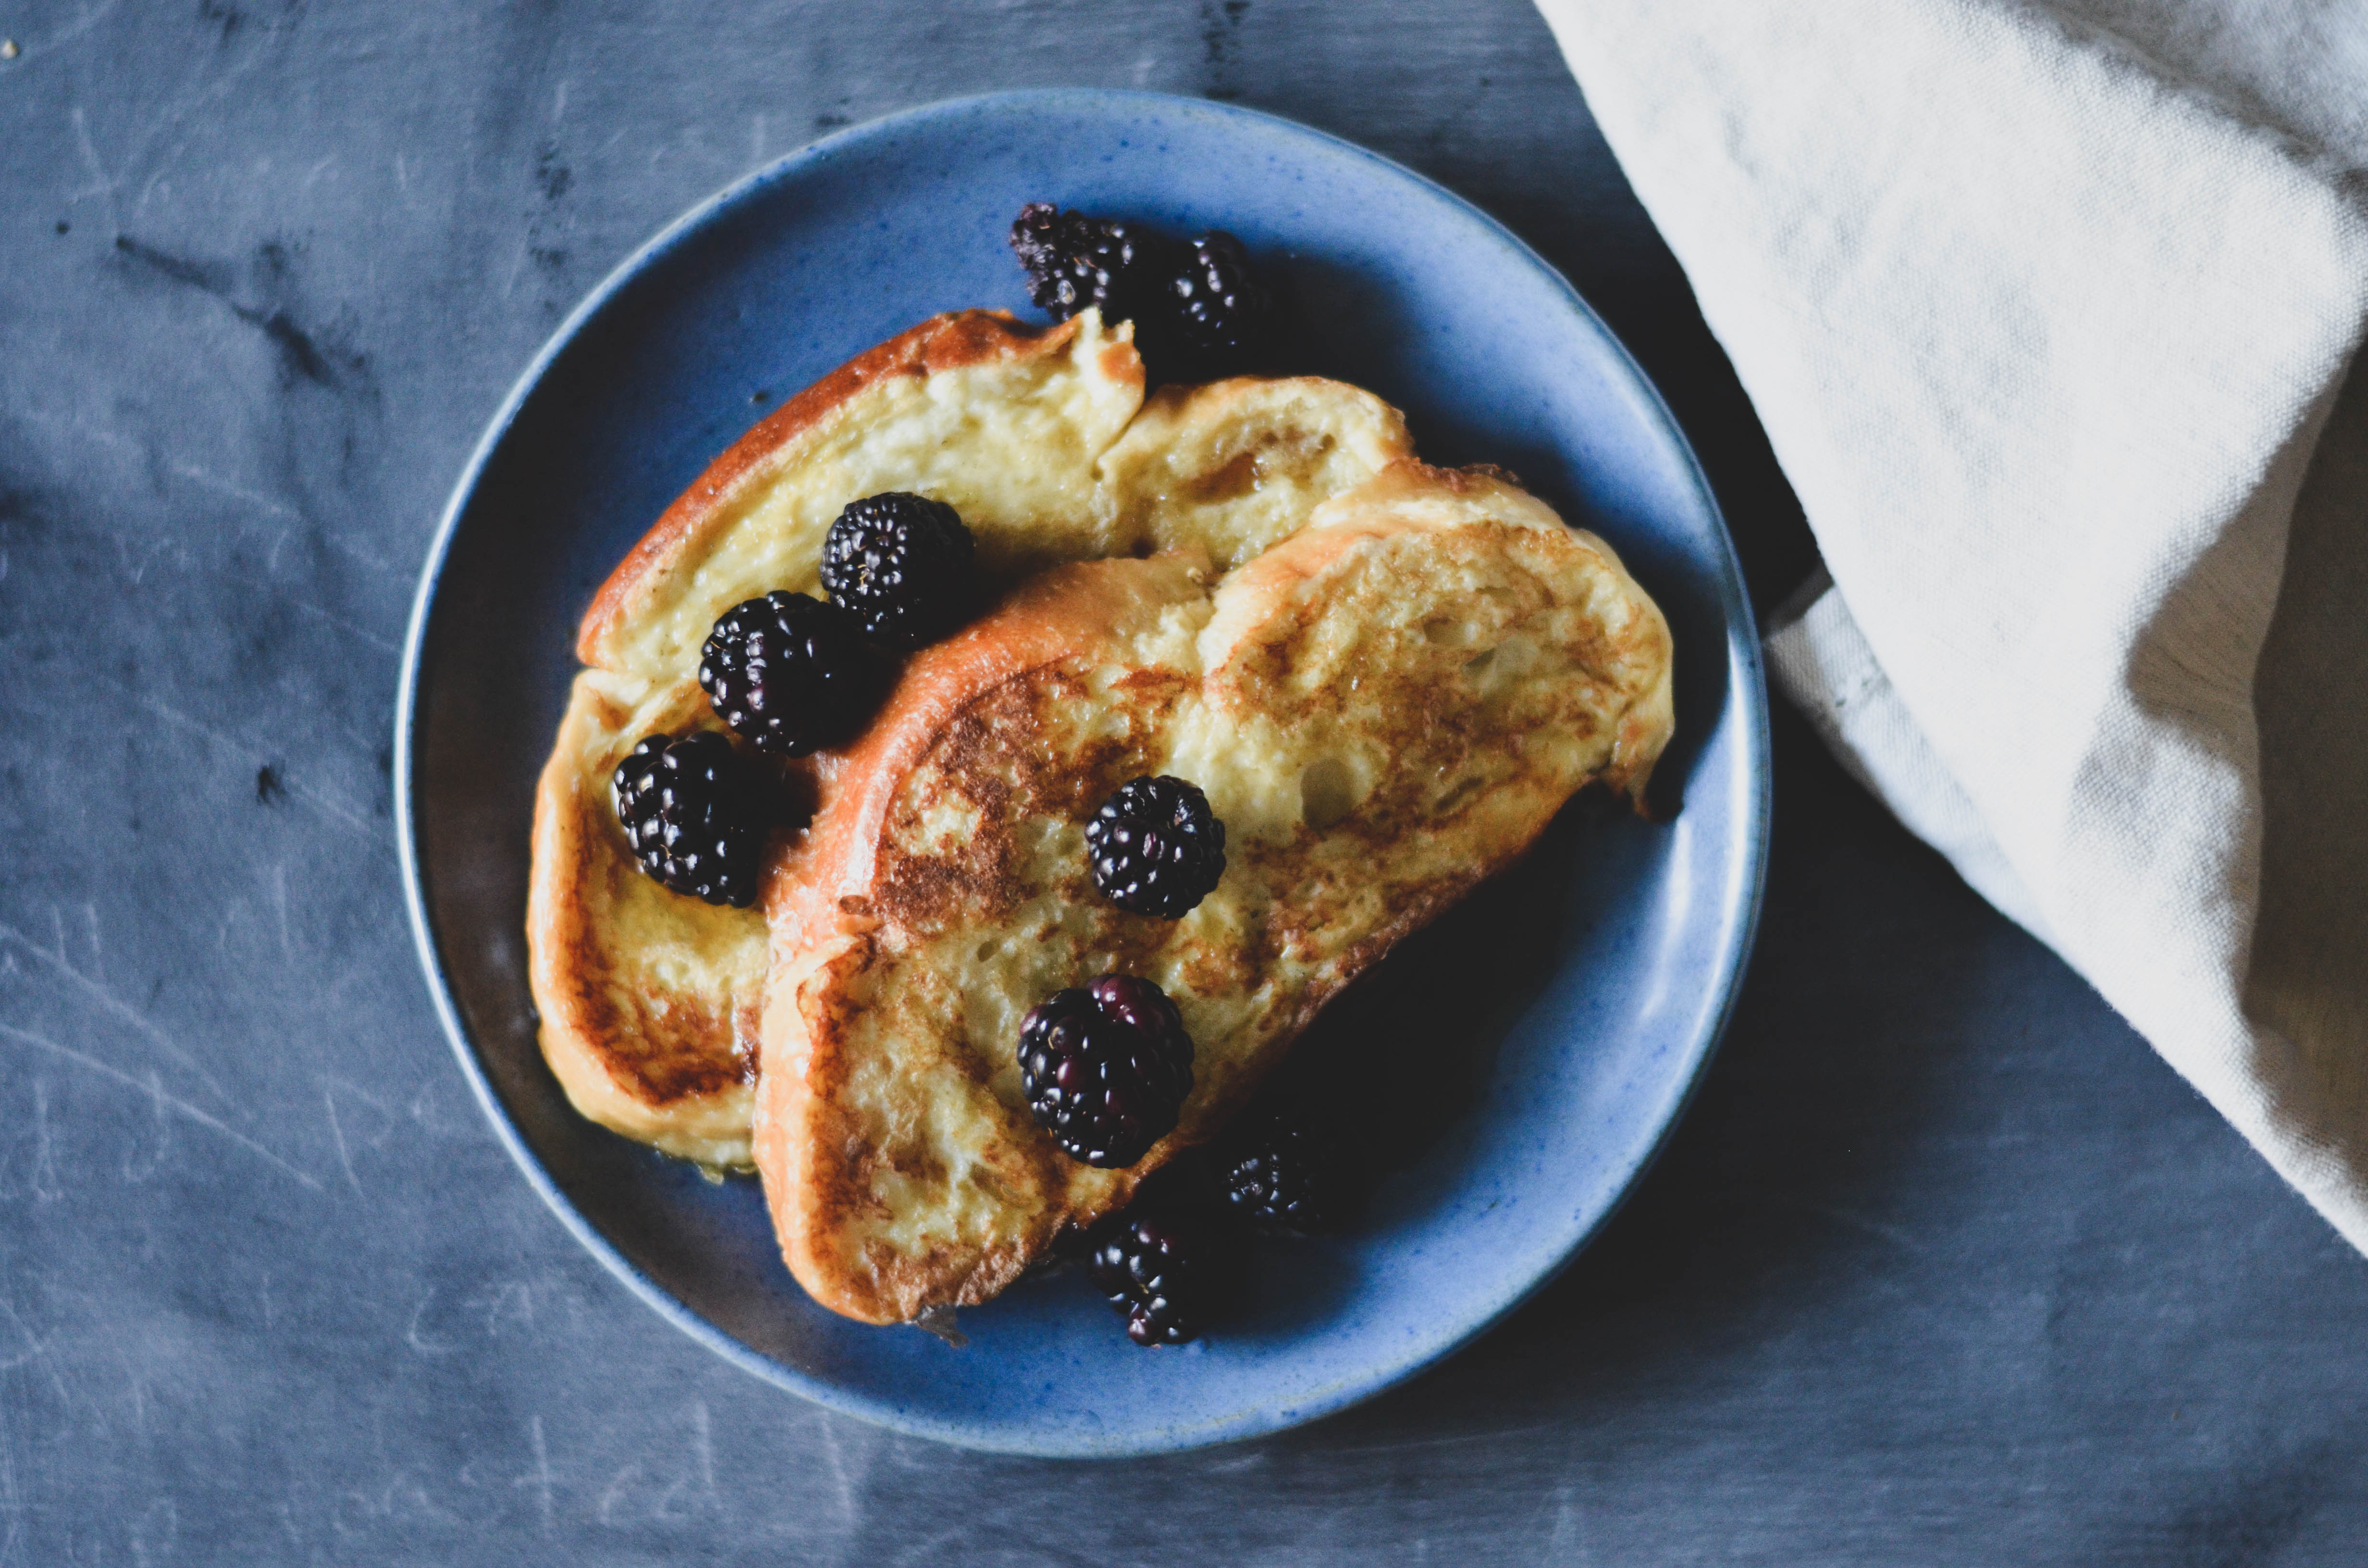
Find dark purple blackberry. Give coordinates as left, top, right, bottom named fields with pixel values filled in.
left=1009, top=202, right=1176, bottom=327
left=1085, top=775, right=1226, bottom=918
left=1168, top=231, right=1284, bottom=379
left=698, top=591, right=889, bottom=757
left=1017, top=975, right=1195, bottom=1168
left=818, top=492, right=976, bottom=647
left=1086, top=1209, right=1221, bottom=1347
left=611, top=731, right=770, bottom=906
left=1221, top=1100, right=1351, bottom=1232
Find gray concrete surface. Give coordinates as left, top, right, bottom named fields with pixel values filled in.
left=1, top=1, right=2364, bottom=1562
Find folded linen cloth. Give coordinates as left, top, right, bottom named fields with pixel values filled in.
left=1533, top=0, right=2368, bottom=1248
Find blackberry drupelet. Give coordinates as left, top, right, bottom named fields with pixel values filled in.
left=1169, top=230, right=1283, bottom=380
left=611, top=731, right=770, bottom=906
left=698, top=591, right=888, bottom=757
left=1085, top=774, right=1227, bottom=918
left=1009, top=202, right=1175, bottom=327
left=818, top=492, right=976, bottom=647
left=1221, top=1099, right=1351, bottom=1232
left=1086, top=1209, right=1221, bottom=1347
left=1017, top=974, right=1195, bottom=1168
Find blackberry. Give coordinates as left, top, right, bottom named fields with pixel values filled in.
left=1009, top=202, right=1175, bottom=327
left=819, top=492, right=976, bottom=647
left=1168, top=231, right=1283, bottom=380
left=698, top=591, right=888, bottom=757
left=1086, top=1209, right=1221, bottom=1347
left=1017, top=975, right=1195, bottom=1168
left=611, top=731, right=770, bottom=906
left=1221, top=1099, right=1352, bottom=1232
left=1085, top=775, right=1226, bottom=918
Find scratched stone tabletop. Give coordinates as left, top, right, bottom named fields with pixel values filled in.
left=5, top=1, right=2368, bottom=1563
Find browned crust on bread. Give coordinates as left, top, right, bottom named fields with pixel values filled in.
left=530, top=304, right=1679, bottom=1322
left=531, top=309, right=1114, bottom=1166
left=574, top=310, right=1077, bottom=667
left=771, top=559, right=1196, bottom=951
left=1228, top=457, right=1674, bottom=809
left=528, top=692, right=756, bottom=1102
left=527, top=673, right=765, bottom=1164
left=756, top=560, right=1202, bottom=1322
left=752, top=461, right=1676, bottom=1322
left=534, top=325, right=1430, bottom=1176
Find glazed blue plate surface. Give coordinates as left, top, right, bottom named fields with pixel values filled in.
left=396, top=89, right=1768, bottom=1457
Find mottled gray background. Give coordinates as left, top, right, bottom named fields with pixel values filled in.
left=2, top=1, right=2365, bottom=1563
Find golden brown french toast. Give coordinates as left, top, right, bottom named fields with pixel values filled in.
left=527, top=308, right=1414, bottom=1166
left=529, top=668, right=770, bottom=1164
left=753, top=461, right=1675, bottom=1323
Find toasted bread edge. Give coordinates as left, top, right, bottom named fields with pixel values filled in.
left=752, top=558, right=1209, bottom=1322
left=752, top=466, right=1678, bottom=1322
left=574, top=309, right=1111, bottom=670
left=528, top=671, right=762, bottom=1167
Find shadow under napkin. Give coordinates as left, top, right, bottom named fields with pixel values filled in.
left=2247, top=356, right=2368, bottom=1136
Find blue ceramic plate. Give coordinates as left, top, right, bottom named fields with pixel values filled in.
left=396, top=89, right=1767, bottom=1457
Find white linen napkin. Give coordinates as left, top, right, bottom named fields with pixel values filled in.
left=1532, top=0, right=2368, bottom=1248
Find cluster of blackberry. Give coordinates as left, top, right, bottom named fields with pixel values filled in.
left=1010, top=203, right=1286, bottom=383
left=1003, top=769, right=1347, bottom=1348
left=614, top=490, right=973, bottom=903
left=617, top=201, right=1299, bottom=906
left=1014, top=777, right=1222, bottom=1176
left=1059, top=1090, right=1358, bottom=1347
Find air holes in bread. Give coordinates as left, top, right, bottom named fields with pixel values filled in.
left=1184, top=430, right=1342, bottom=505
left=1186, top=449, right=1265, bottom=504
left=1433, top=773, right=1487, bottom=817
left=1465, top=635, right=1536, bottom=695
left=1300, top=757, right=1356, bottom=830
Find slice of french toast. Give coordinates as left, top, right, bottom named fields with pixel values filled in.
left=754, top=460, right=1676, bottom=1323
left=527, top=308, right=1413, bottom=1166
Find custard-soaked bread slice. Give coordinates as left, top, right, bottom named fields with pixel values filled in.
left=532, top=311, right=1134, bottom=1166
left=755, top=461, right=1675, bottom=1323
left=528, top=307, right=1412, bottom=1166
left=530, top=669, right=769, bottom=1164
left=577, top=311, right=1139, bottom=684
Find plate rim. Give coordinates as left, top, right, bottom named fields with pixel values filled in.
left=393, top=86, right=1772, bottom=1458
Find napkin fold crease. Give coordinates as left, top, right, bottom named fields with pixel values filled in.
left=1536, top=0, right=2368, bottom=1247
